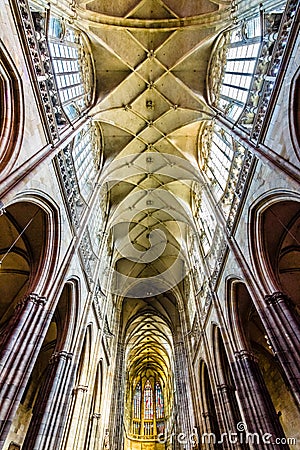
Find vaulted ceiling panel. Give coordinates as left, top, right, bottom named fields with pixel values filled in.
left=79, top=0, right=230, bottom=303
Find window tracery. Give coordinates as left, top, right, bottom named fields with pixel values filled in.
left=155, top=382, right=164, bottom=419
left=198, top=121, right=250, bottom=217
left=216, top=17, right=262, bottom=122
left=56, top=120, right=102, bottom=236
left=73, top=121, right=101, bottom=200
left=144, top=380, right=153, bottom=420
left=197, top=191, right=217, bottom=255
left=208, top=2, right=297, bottom=141
left=131, top=379, right=165, bottom=437
left=133, top=382, right=141, bottom=419
left=48, top=17, right=94, bottom=120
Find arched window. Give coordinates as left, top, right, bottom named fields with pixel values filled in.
left=73, top=121, right=100, bottom=200
left=133, top=382, right=141, bottom=419
left=208, top=8, right=288, bottom=133
left=198, top=122, right=248, bottom=219
left=131, top=379, right=165, bottom=437
left=217, top=17, right=262, bottom=121
left=144, top=380, right=153, bottom=420
left=198, top=191, right=217, bottom=255
left=56, top=120, right=102, bottom=233
left=48, top=16, right=94, bottom=120
left=205, top=128, right=234, bottom=199
left=155, top=382, right=164, bottom=419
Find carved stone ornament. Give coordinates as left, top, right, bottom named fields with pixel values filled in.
left=207, top=32, right=230, bottom=106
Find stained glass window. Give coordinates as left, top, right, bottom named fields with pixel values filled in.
left=155, top=382, right=164, bottom=419
left=144, top=380, right=153, bottom=420
left=133, top=382, right=141, bottom=419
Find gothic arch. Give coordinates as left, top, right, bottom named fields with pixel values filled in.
left=289, top=65, right=300, bottom=159
left=211, top=325, right=245, bottom=442
left=4, top=279, right=80, bottom=450
left=54, top=278, right=81, bottom=352
left=62, top=324, right=95, bottom=450
left=0, top=194, right=60, bottom=331
left=226, top=278, right=250, bottom=352
left=0, top=40, right=24, bottom=177
left=225, top=278, right=300, bottom=445
left=198, top=360, right=220, bottom=445
left=84, top=359, right=103, bottom=449
left=249, top=191, right=300, bottom=304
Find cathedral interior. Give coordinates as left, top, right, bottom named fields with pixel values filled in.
left=0, top=0, right=300, bottom=449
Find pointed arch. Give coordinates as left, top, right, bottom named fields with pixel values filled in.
left=0, top=40, right=24, bottom=176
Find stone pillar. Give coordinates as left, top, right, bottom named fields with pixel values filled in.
left=22, top=350, right=74, bottom=450
left=89, top=413, right=101, bottom=450
left=0, top=293, right=47, bottom=447
left=108, top=341, right=125, bottom=450
left=174, top=341, right=194, bottom=450
left=233, top=350, right=289, bottom=449
left=263, top=292, right=300, bottom=402
left=216, top=384, right=245, bottom=450
left=201, top=412, right=217, bottom=450
left=64, top=384, right=89, bottom=450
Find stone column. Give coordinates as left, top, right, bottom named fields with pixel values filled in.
left=22, top=350, right=74, bottom=450
left=201, top=411, right=217, bottom=450
left=216, top=384, right=245, bottom=450
left=263, top=292, right=300, bottom=402
left=89, top=413, right=101, bottom=450
left=108, top=341, right=125, bottom=450
left=0, top=293, right=47, bottom=447
left=233, top=350, right=289, bottom=449
left=64, top=384, right=89, bottom=450
left=174, top=341, right=194, bottom=450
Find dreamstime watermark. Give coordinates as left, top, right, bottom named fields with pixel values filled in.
left=157, top=422, right=297, bottom=446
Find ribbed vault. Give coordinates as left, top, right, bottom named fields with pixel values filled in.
left=122, top=293, right=178, bottom=430
left=74, top=0, right=231, bottom=445
left=77, top=0, right=230, bottom=298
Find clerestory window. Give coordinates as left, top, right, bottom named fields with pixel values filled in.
left=205, top=129, right=234, bottom=200
left=48, top=17, right=94, bottom=120
left=218, top=17, right=262, bottom=121
left=72, top=121, right=101, bottom=200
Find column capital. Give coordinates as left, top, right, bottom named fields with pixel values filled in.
left=265, top=291, right=292, bottom=307
left=73, top=384, right=88, bottom=393
left=50, top=351, right=73, bottom=364
left=217, top=383, right=235, bottom=392
left=18, top=293, right=47, bottom=308
left=234, top=349, right=257, bottom=362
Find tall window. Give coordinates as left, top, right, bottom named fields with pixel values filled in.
left=48, top=17, right=93, bottom=120
left=218, top=17, right=262, bottom=121
left=73, top=121, right=101, bottom=200
left=205, top=129, right=233, bottom=200
left=133, top=382, right=141, bottom=419
left=56, top=121, right=102, bottom=235
left=131, top=379, right=165, bottom=437
left=155, top=382, right=164, bottom=419
left=199, top=122, right=247, bottom=214
left=198, top=192, right=217, bottom=255
left=144, top=380, right=153, bottom=420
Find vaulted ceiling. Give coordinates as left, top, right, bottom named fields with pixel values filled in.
left=75, top=0, right=230, bottom=383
